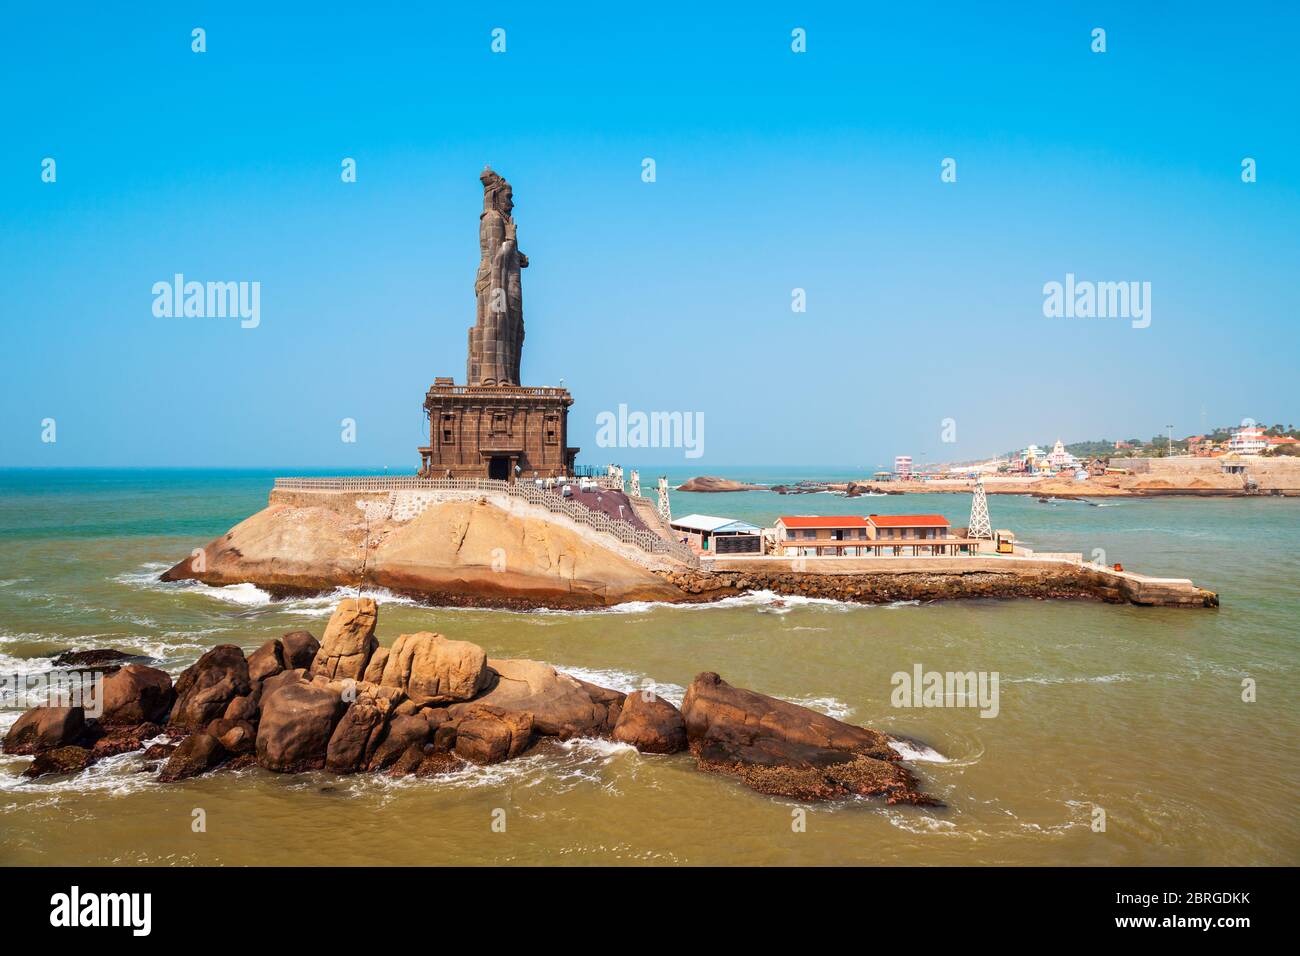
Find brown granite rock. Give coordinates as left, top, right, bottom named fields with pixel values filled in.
left=255, top=681, right=346, bottom=773
left=3, top=706, right=86, bottom=755
left=450, top=659, right=606, bottom=738
left=612, top=691, right=686, bottom=754
left=378, top=632, right=490, bottom=706
left=169, top=645, right=251, bottom=728
left=259, top=668, right=306, bottom=700
left=246, top=639, right=285, bottom=682
left=680, top=672, right=934, bottom=804
left=224, top=694, right=258, bottom=723
left=23, top=745, right=92, bottom=778
left=389, top=743, right=463, bottom=778
left=675, top=476, right=763, bottom=492
left=362, top=646, right=389, bottom=684
left=311, top=599, right=378, bottom=680
left=140, top=742, right=177, bottom=766
left=325, top=687, right=400, bottom=774
left=280, top=630, right=320, bottom=670
left=366, top=714, right=429, bottom=771
left=91, top=722, right=163, bottom=760
left=206, top=718, right=256, bottom=754
left=453, top=706, right=533, bottom=764
left=100, top=664, right=175, bottom=725
left=159, top=732, right=227, bottom=782
left=574, top=679, right=625, bottom=735
left=431, top=722, right=458, bottom=753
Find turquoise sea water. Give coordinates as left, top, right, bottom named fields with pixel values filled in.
left=0, top=468, right=1297, bottom=866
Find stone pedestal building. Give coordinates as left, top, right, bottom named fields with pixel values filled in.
left=418, top=168, right=577, bottom=480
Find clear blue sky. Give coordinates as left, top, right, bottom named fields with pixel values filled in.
left=2, top=2, right=1296, bottom=469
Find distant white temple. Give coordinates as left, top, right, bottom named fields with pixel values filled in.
left=1045, top=439, right=1076, bottom=471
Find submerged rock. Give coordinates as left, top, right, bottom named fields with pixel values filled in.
left=390, top=744, right=463, bottom=778
left=681, top=672, right=935, bottom=804
left=51, top=648, right=147, bottom=672
left=159, top=732, right=227, bottom=782
left=140, top=742, right=177, bottom=767
left=23, top=745, right=93, bottom=778
left=91, top=722, right=163, bottom=760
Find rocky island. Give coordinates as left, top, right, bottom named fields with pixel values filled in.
left=157, top=169, right=1218, bottom=612
left=162, top=491, right=685, bottom=609
left=676, top=476, right=765, bottom=492
left=3, top=599, right=935, bottom=805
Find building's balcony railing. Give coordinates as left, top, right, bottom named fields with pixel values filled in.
left=424, top=383, right=573, bottom=400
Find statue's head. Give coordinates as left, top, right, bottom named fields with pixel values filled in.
left=481, top=166, right=513, bottom=216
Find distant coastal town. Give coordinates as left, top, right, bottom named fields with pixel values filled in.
left=905, top=421, right=1300, bottom=481
left=683, top=422, right=1300, bottom=504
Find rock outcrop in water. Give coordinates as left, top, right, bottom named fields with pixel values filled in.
left=681, top=672, right=935, bottom=804
left=1, top=600, right=936, bottom=804
left=160, top=494, right=687, bottom=609
left=675, top=476, right=764, bottom=492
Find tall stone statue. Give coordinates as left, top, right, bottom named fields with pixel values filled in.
left=420, top=167, right=575, bottom=481
left=467, top=166, right=527, bottom=386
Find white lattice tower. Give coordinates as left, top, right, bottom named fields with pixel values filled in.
left=630, top=470, right=641, bottom=497
left=657, top=476, right=671, bottom=521
left=968, top=476, right=993, bottom=539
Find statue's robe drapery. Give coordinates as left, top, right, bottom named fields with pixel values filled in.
left=467, top=170, right=526, bottom=386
